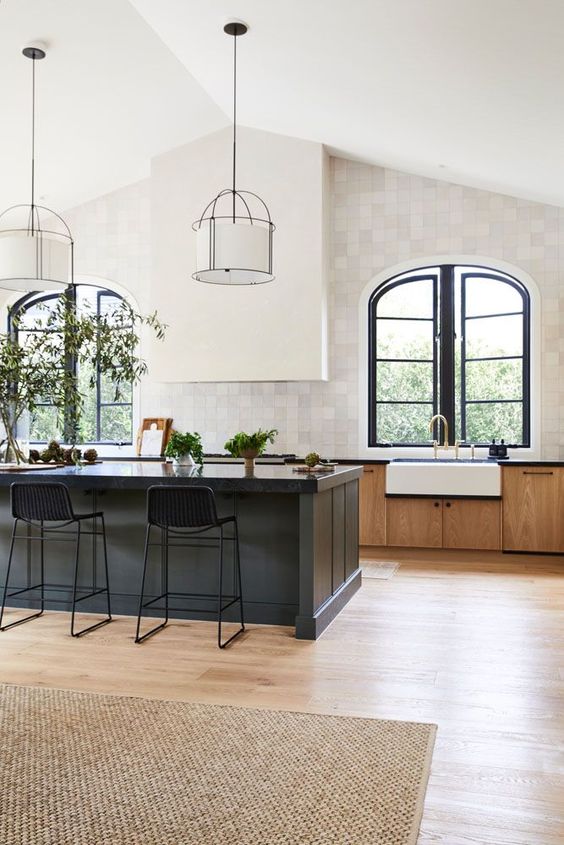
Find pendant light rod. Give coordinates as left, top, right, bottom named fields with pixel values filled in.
left=31, top=51, right=36, bottom=233
left=22, top=44, right=46, bottom=236
left=232, top=27, right=237, bottom=220
left=224, top=21, right=248, bottom=222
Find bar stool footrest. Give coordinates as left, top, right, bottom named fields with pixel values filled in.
left=73, top=587, right=109, bottom=604
left=6, top=583, right=44, bottom=598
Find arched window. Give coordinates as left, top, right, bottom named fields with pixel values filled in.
left=9, top=284, right=133, bottom=445
left=368, top=265, right=530, bottom=447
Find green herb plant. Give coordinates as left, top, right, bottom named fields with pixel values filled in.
left=164, top=431, right=204, bottom=465
left=224, top=428, right=278, bottom=457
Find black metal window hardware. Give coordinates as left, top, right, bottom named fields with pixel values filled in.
left=368, top=264, right=530, bottom=447
left=8, top=284, right=133, bottom=445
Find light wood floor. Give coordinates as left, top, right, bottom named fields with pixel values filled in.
left=1, top=547, right=563, bottom=844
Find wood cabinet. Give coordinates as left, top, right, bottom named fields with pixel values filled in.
left=502, top=466, right=564, bottom=552
left=443, top=498, right=501, bottom=550
left=387, top=497, right=501, bottom=550
left=386, top=498, right=443, bottom=548
left=359, top=465, right=386, bottom=546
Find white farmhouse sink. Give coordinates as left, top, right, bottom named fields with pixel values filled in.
left=386, top=461, right=500, bottom=497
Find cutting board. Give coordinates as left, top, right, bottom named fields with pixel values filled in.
left=136, top=418, right=173, bottom=456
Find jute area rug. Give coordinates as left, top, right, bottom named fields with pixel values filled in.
left=0, top=683, right=436, bottom=845
left=361, top=559, right=400, bottom=579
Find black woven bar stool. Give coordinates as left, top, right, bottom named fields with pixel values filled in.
left=135, top=485, right=245, bottom=648
left=0, top=482, right=112, bottom=637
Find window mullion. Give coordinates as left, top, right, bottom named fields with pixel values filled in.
left=96, top=290, right=102, bottom=442
left=63, top=284, right=78, bottom=444
left=438, top=265, right=456, bottom=444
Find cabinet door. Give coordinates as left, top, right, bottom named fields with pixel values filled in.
left=386, top=498, right=443, bottom=548
left=502, top=467, right=564, bottom=552
left=359, top=465, right=386, bottom=546
left=443, top=499, right=501, bottom=550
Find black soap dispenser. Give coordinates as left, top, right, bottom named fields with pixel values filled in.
left=488, top=439, right=498, bottom=459
left=497, top=438, right=508, bottom=459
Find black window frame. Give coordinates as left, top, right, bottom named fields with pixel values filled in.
left=368, top=264, right=531, bottom=448
left=8, top=284, right=134, bottom=446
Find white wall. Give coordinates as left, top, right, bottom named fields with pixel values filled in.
left=149, top=126, right=329, bottom=382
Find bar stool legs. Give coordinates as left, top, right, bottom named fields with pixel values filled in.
left=71, top=514, right=112, bottom=638
left=135, top=525, right=169, bottom=644
left=0, top=519, right=45, bottom=631
left=218, top=522, right=245, bottom=649
left=0, top=513, right=112, bottom=637
left=135, top=519, right=245, bottom=648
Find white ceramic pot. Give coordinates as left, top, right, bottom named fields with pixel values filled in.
left=172, top=453, right=196, bottom=467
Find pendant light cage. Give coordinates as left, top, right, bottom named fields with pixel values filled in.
left=192, top=21, right=275, bottom=286
left=0, top=45, right=74, bottom=293
left=192, top=188, right=275, bottom=285
left=0, top=203, right=74, bottom=293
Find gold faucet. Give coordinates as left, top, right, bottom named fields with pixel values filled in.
left=429, top=414, right=449, bottom=447
left=429, top=414, right=460, bottom=459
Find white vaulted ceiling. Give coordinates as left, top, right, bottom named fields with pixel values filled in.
left=0, top=0, right=228, bottom=212
left=130, top=0, right=564, bottom=207
left=2, top=0, right=564, bottom=210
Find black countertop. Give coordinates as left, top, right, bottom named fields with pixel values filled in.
left=498, top=461, right=564, bottom=467
left=0, top=461, right=363, bottom=493
left=330, top=458, right=564, bottom=467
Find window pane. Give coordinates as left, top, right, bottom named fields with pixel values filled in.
left=465, top=402, right=522, bottom=444
left=375, top=403, right=434, bottom=444
left=30, top=406, right=62, bottom=443
left=376, top=361, right=434, bottom=402
left=77, top=358, right=97, bottom=441
left=376, top=318, right=434, bottom=360
left=14, top=297, right=59, bottom=329
left=99, top=373, right=132, bottom=404
left=100, top=405, right=132, bottom=443
left=79, top=405, right=97, bottom=443
left=465, top=314, right=523, bottom=358
left=99, top=294, right=131, bottom=326
left=18, top=330, right=65, bottom=361
left=377, top=278, right=434, bottom=319
left=464, top=277, right=523, bottom=317
left=465, top=359, right=522, bottom=401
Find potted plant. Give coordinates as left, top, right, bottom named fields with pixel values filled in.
left=224, top=428, right=278, bottom=472
left=164, top=431, right=204, bottom=467
left=0, top=293, right=165, bottom=463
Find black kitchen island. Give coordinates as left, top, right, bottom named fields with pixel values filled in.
left=0, top=462, right=362, bottom=639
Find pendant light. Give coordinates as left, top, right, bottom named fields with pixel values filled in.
left=0, top=44, right=73, bottom=292
left=192, top=22, right=275, bottom=285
